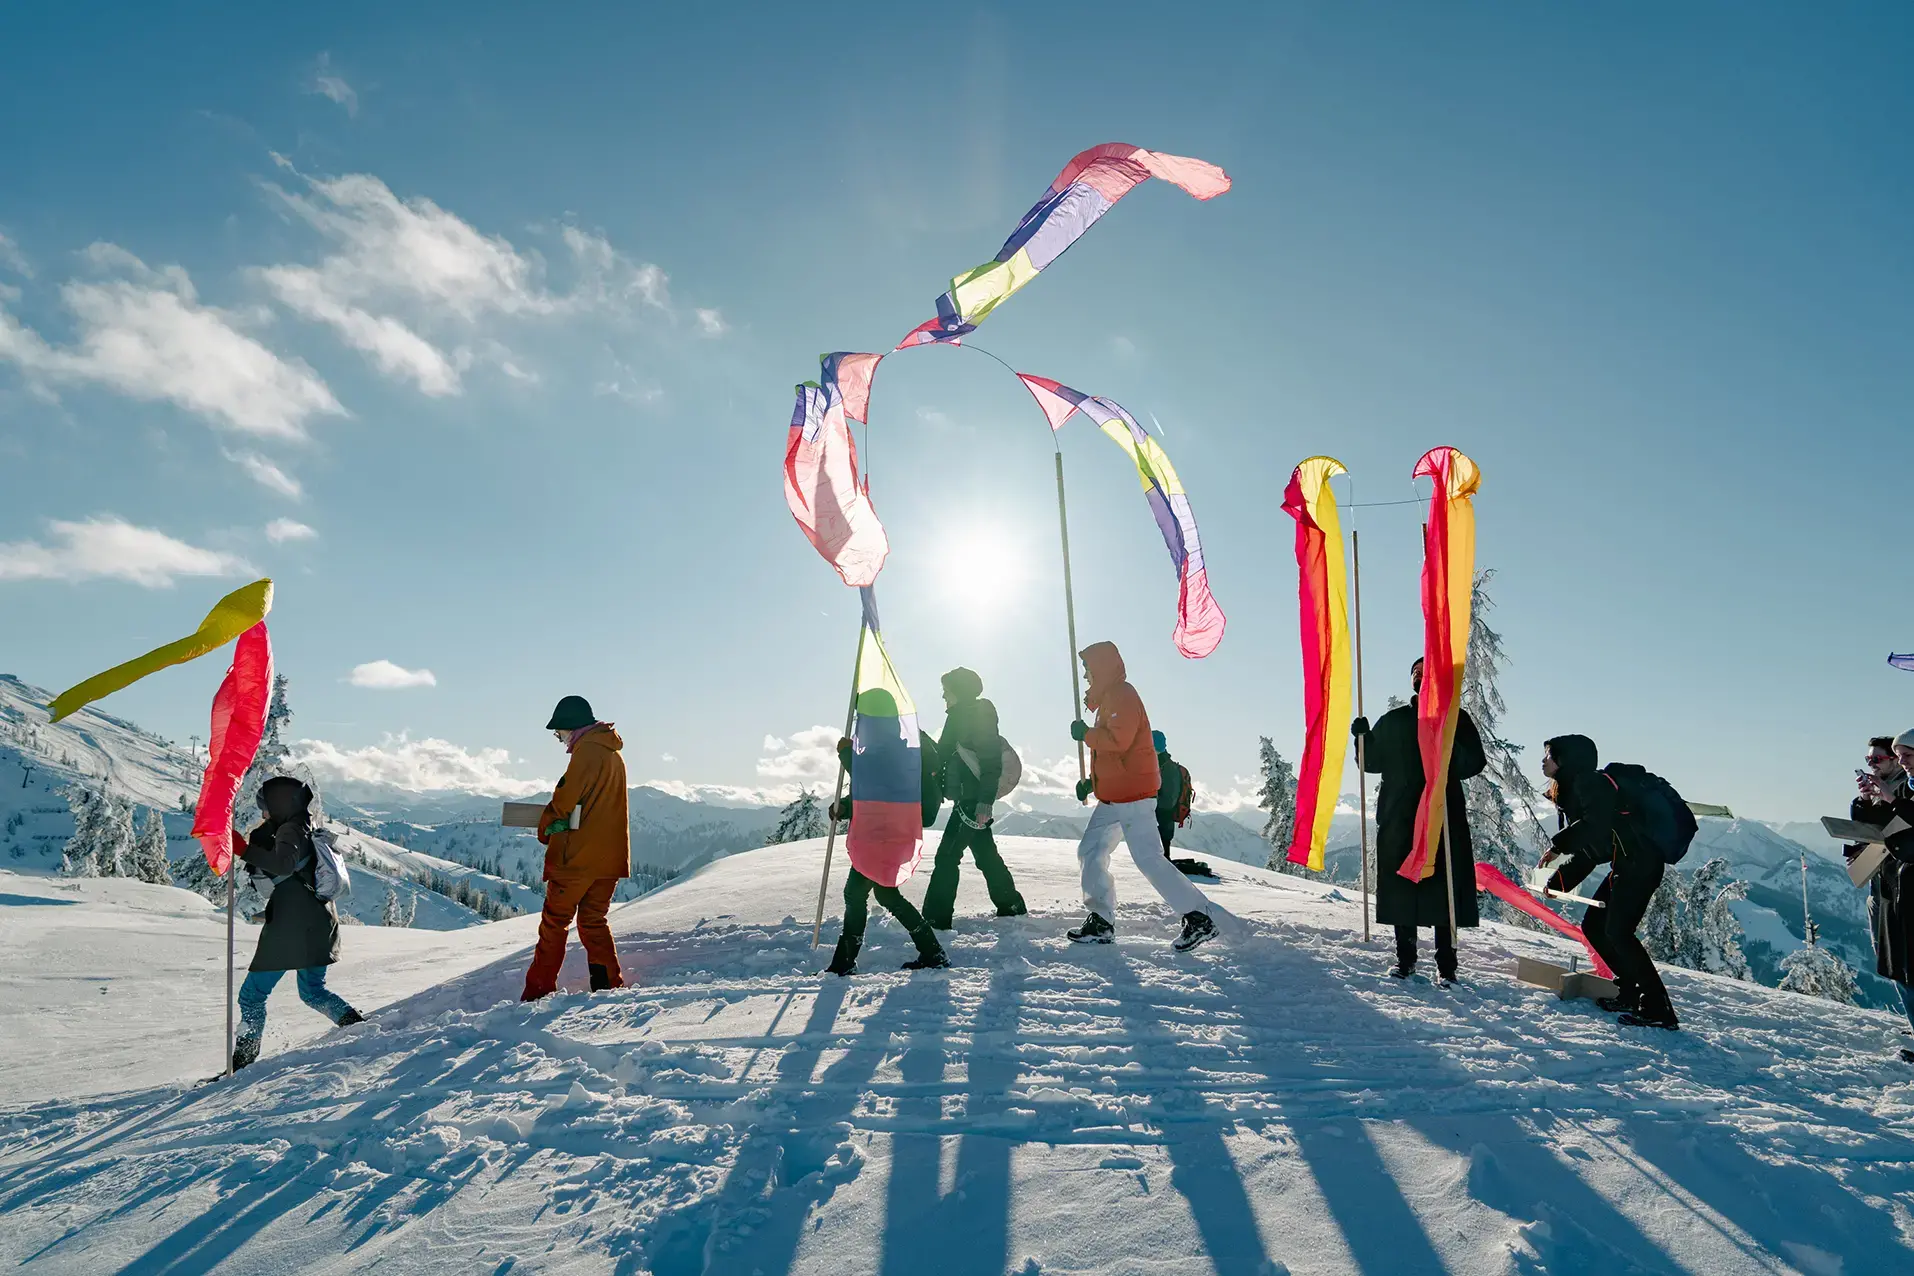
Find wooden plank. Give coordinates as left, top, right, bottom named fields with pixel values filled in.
left=1848, top=843, right=1889, bottom=888
left=1560, top=972, right=1620, bottom=1002
left=1513, top=957, right=1566, bottom=992
left=501, top=802, right=545, bottom=829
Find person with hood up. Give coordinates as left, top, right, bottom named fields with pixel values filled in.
left=919, top=667, right=1028, bottom=929
left=1540, top=733, right=1678, bottom=1030
left=522, top=696, right=631, bottom=1001
left=1066, top=642, right=1218, bottom=952
left=1351, top=657, right=1486, bottom=983
left=1154, top=730, right=1194, bottom=857
left=231, top=776, right=364, bottom=1071
left=1856, top=730, right=1914, bottom=1061
left=821, top=725, right=951, bottom=975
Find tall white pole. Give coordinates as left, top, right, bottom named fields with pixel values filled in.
left=1055, top=451, right=1087, bottom=793
left=811, top=629, right=867, bottom=948
left=1353, top=529, right=1371, bottom=943
left=224, top=864, right=236, bottom=1076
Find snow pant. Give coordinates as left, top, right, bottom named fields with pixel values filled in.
left=1899, top=982, right=1914, bottom=1034
left=919, top=818, right=1026, bottom=929
left=523, top=876, right=624, bottom=1001
left=1587, top=857, right=1672, bottom=1016
left=1158, top=815, right=1176, bottom=857
left=1079, top=798, right=1211, bottom=922
left=841, top=869, right=942, bottom=959
left=238, top=966, right=355, bottom=1040
left=1394, top=923, right=1456, bottom=974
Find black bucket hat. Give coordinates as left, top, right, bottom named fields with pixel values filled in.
left=547, top=695, right=596, bottom=731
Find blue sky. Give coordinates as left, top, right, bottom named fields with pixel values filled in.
left=1, top=3, right=1910, bottom=820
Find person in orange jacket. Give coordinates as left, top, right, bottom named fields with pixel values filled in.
left=1065, top=642, right=1218, bottom=952
left=522, top=695, right=631, bottom=1000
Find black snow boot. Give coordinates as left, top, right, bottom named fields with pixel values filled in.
left=1389, top=960, right=1417, bottom=979
left=1596, top=983, right=1640, bottom=1015
left=588, top=964, right=616, bottom=992
left=996, top=901, right=1028, bottom=918
left=1900, top=1048, right=1914, bottom=1064
left=826, top=934, right=861, bottom=977
left=901, top=927, right=950, bottom=971
left=337, top=1008, right=367, bottom=1027
left=1172, top=911, right=1218, bottom=953
left=231, top=1034, right=261, bottom=1072
left=1068, top=913, right=1115, bottom=944
left=1618, top=995, right=1680, bottom=1031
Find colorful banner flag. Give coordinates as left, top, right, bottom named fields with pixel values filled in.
left=1015, top=374, right=1225, bottom=658
left=784, top=352, right=888, bottom=587
left=1890, top=653, right=1914, bottom=672
left=48, top=579, right=274, bottom=722
left=898, top=143, right=1231, bottom=348
left=846, top=587, right=924, bottom=889
left=1282, top=457, right=1351, bottom=871
left=1402, top=446, right=1481, bottom=883
left=1474, top=864, right=1615, bottom=979
left=190, top=622, right=274, bottom=875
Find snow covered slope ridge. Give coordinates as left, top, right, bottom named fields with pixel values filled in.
left=3, top=838, right=1911, bottom=1275
left=0, top=672, right=199, bottom=810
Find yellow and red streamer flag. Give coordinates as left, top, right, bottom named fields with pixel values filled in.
left=47, top=579, right=275, bottom=722
left=1402, top=447, right=1480, bottom=882
left=1281, top=457, right=1351, bottom=871
left=190, top=622, right=274, bottom=875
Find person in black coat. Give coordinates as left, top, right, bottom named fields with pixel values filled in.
left=1351, top=658, right=1485, bottom=982
left=1541, top=735, right=1677, bottom=1030
left=231, top=777, right=363, bottom=1071
left=1854, top=733, right=1914, bottom=1058
left=918, top=668, right=1027, bottom=929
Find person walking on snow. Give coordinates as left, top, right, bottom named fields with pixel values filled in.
left=1154, top=730, right=1194, bottom=857
left=1540, top=733, right=1678, bottom=1030
left=919, top=667, right=1028, bottom=928
left=523, top=696, right=630, bottom=1001
left=1351, top=657, right=1485, bottom=983
left=1854, top=731, right=1914, bottom=1062
left=230, top=776, right=364, bottom=1071
left=821, top=729, right=951, bottom=975
left=1066, top=642, right=1218, bottom=951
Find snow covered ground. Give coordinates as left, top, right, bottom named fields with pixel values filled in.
left=4, top=837, right=1912, bottom=1274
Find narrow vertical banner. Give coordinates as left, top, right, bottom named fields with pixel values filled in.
left=846, top=588, right=925, bottom=889
left=1402, top=447, right=1481, bottom=883
left=191, top=621, right=274, bottom=875
left=1281, top=457, right=1352, bottom=871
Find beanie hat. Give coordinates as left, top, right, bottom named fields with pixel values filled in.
left=940, top=667, right=984, bottom=702
left=1896, top=728, right=1914, bottom=753
left=1152, top=730, right=1167, bottom=752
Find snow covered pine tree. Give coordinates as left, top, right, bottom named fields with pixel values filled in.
left=1778, top=943, right=1861, bottom=1005
left=1460, top=571, right=1551, bottom=921
left=132, top=807, right=172, bottom=885
left=1256, top=737, right=1302, bottom=874
left=236, top=673, right=294, bottom=818
left=59, top=782, right=102, bottom=877
left=1641, top=857, right=1751, bottom=981
left=98, top=794, right=135, bottom=879
left=769, top=788, right=828, bottom=844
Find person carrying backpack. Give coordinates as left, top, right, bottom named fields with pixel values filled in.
left=523, top=696, right=631, bottom=1001
left=821, top=733, right=950, bottom=975
left=1854, top=731, right=1914, bottom=1061
left=1540, top=734, right=1682, bottom=1030
left=230, top=776, right=364, bottom=1071
left=918, top=668, right=1028, bottom=929
left=1153, top=730, right=1194, bottom=857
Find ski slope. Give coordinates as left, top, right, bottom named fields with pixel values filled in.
left=2, top=838, right=1912, bottom=1275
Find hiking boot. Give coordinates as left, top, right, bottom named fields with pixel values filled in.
left=1068, top=913, right=1115, bottom=944
left=231, top=1034, right=261, bottom=1072
left=996, top=901, right=1028, bottom=918
left=1389, top=959, right=1416, bottom=979
left=901, top=950, right=951, bottom=971
left=1172, top=911, right=1218, bottom=953
left=1618, top=1007, right=1680, bottom=1031
left=1436, top=961, right=1459, bottom=985
left=588, top=963, right=621, bottom=992
left=1596, top=985, right=1641, bottom=1015
left=1899, top=1047, right=1914, bottom=1065
left=337, top=1008, right=367, bottom=1027
left=825, top=934, right=861, bottom=977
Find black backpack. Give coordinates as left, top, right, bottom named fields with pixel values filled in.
left=1602, top=763, right=1698, bottom=864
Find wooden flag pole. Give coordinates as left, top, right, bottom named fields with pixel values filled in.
left=224, top=863, right=236, bottom=1076
left=1352, top=529, right=1371, bottom=943
left=811, top=626, right=867, bottom=948
left=1055, top=450, right=1088, bottom=791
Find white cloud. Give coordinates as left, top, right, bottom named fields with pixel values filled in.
left=661, top=753, right=676, bottom=763
left=0, top=246, right=342, bottom=439
left=562, top=226, right=669, bottom=311
left=257, top=264, right=461, bottom=395
left=756, top=724, right=843, bottom=788
left=694, top=307, right=727, bottom=336
left=265, top=518, right=316, bottom=543
left=0, top=516, right=254, bottom=587
left=0, top=231, right=29, bottom=278
left=226, top=449, right=303, bottom=499
left=310, top=54, right=358, bottom=117
left=1110, top=334, right=1138, bottom=358
left=348, top=660, right=437, bottom=689
left=291, top=734, right=547, bottom=796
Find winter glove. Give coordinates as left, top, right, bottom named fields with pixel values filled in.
left=543, top=818, right=571, bottom=837
left=1070, top=719, right=1089, bottom=742
left=1350, top=715, right=1371, bottom=738
left=1075, top=777, right=1095, bottom=803
left=829, top=797, right=851, bottom=823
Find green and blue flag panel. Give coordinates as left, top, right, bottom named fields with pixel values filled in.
left=847, top=587, right=925, bottom=888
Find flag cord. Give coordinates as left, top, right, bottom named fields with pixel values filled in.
left=1352, top=523, right=1371, bottom=943
left=811, top=627, right=866, bottom=949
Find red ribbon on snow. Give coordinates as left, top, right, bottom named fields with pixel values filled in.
left=1474, top=863, right=1615, bottom=980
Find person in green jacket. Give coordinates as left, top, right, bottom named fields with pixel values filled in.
left=918, top=668, right=1028, bottom=929
left=1153, top=730, right=1192, bottom=857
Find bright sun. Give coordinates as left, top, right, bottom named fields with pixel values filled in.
left=935, top=525, right=1033, bottom=616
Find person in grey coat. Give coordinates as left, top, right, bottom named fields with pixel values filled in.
left=231, top=777, right=363, bottom=1071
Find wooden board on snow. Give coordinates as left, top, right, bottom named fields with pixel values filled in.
left=1512, top=957, right=1619, bottom=1003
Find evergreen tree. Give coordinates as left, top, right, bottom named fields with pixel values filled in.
left=382, top=886, right=407, bottom=927
left=768, top=789, right=828, bottom=844
left=1460, top=571, right=1551, bottom=923
left=59, top=783, right=103, bottom=877
left=1777, top=943, right=1860, bottom=1005
left=132, top=808, right=173, bottom=885
left=237, top=673, right=294, bottom=819
left=1255, top=737, right=1301, bottom=873
left=97, top=795, right=136, bottom=879
left=1642, top=857, right=1750, bottom=980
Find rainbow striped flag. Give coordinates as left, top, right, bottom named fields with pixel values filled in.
left=1282, top=457, right=1352, bottom=872
left=846, top=588, right=925, bottom=889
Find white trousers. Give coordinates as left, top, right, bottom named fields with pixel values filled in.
left=1077, top=798, right=1210, bottom=922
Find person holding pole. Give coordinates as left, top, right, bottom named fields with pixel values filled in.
left=918, top=668, right=1028, bottom=929
left=1351, top=657, right=1485, bottom=983
left=522, top=696, right=630, bottom=1001
left=821, top=733, right=951, bottom=975
left=1066, top=642, right=1219, bottom=952
left=1850, top=735, right=1914, bottom=1060
left=229, top=777, right=363, bottom=1072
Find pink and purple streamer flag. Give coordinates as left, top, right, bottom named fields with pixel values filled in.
left=784, top=352, right=887, bottom=587
left=1890, top=653, right=1914, bottom=673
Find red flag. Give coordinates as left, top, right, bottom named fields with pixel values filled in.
left=190, top=622, right=273, bottom=875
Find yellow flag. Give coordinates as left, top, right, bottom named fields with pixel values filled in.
left=48, top=579, right=274, bottom=723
